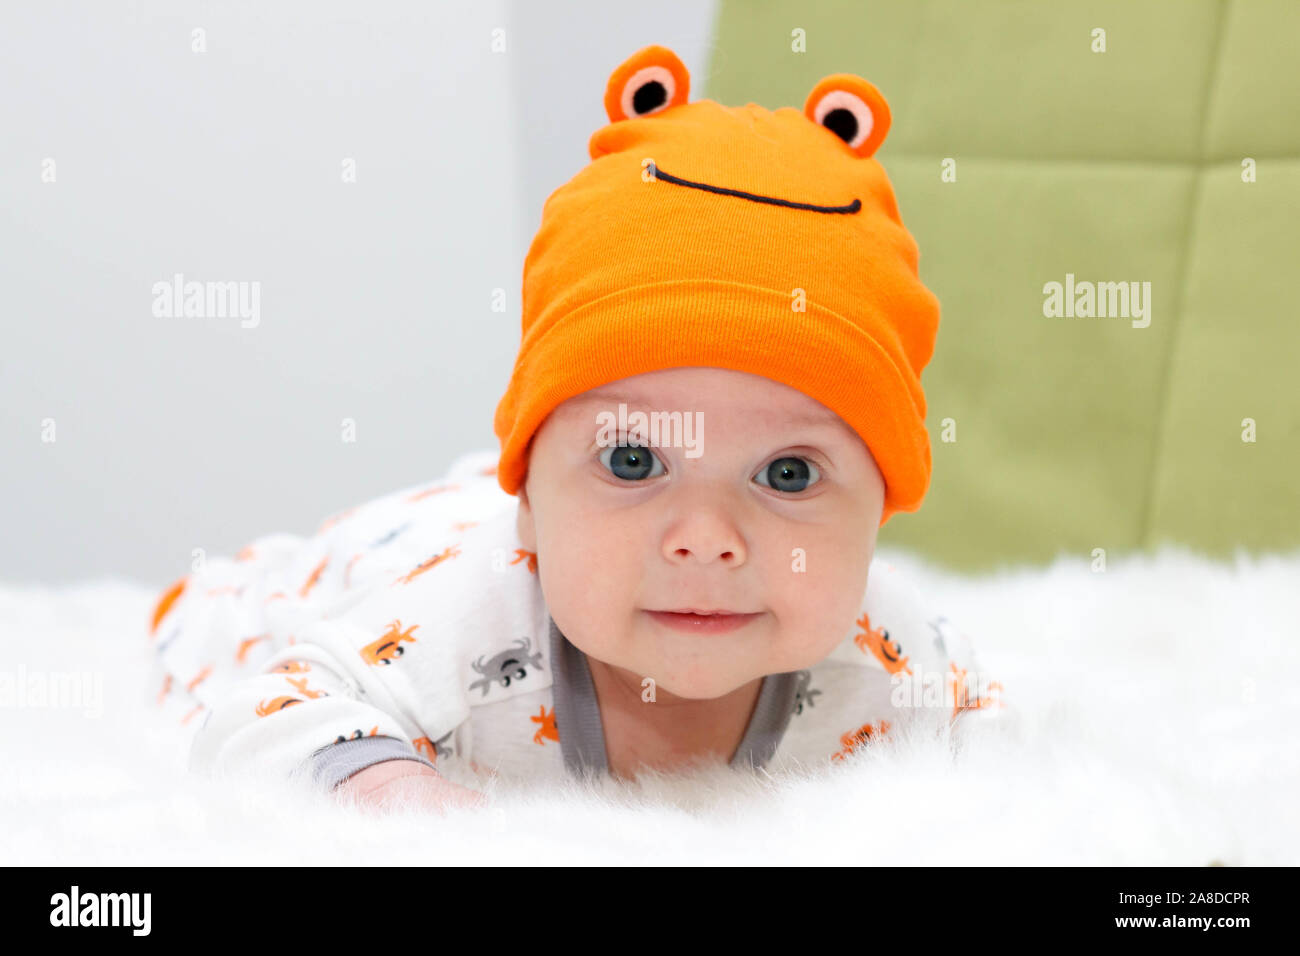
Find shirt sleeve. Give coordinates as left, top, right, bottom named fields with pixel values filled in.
left=309, top=736, right=439, bottom=790
left=186, top=618, right=441, bottom=789
left=149, top=476, right=478, bottom=782
left=147, top=476, right=465, bottom=727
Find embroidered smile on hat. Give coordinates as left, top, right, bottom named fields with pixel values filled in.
left=493, top=44, right=941, bottom=526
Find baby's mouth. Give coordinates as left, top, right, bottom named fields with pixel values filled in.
left=643, top=609, right=764, bottom=634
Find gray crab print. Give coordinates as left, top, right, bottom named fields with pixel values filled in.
left=157, top=625, right=182, bottom=655
left=468, top=636, right=545, bottom=697
left=370, top=522, right=412, bottom=548
left=928, top=617, right=953, bottom=657
left=432, top=728, right=456, bottom=759
left=792, top=669, right=822, bottom=716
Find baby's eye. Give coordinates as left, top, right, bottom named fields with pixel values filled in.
left=599, top=442, right=666, bottom=481
left=753, top=456, right=821, bottom=493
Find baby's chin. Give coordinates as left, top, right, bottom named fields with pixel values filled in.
left=612, top=642, right=772, bottom=701
left=573, top=634, right=759, bottom=701
left=634, top=666, right=763, bottom=703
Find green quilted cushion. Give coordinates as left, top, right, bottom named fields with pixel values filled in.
left=706, top=0, right=1300, bottom=570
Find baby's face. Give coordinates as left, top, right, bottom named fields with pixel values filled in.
left=515, top=367, right=886, bottom=700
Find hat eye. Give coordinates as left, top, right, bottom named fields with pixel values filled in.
left=817, top=94, right=869, bottom=146
left=803, top=75, right=891, bottom=158
left=623, top=65, right=675, bottom=118
left=603, top=45, right=691, bottom=123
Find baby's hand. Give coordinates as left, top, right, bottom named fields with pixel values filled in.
left=336, top=759, right=487, bottom=814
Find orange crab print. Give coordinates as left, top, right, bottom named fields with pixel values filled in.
left=531, top=705, right=558, bottom=745
left=181, top=703, right=205, bottom=725
left=149, top=576, right=187, bottom=637
left=361, top=619, right=420, bottom=666
left=186, top=665, right=212, bottom=693
left=947, top=661, right=1005, bottom=719
left=256, top=696, right=305, bottom=718
left=830, top=719, right=891, bottom=762
left=205, top=584, right=245, bottom=597
left=407, top=483, right=461, bottom=503
left=157, top=673, right=173, bottom=706
left=979, top=681, right=1005, bottom=710
left=267, top=658, right=311, bottom=674
left=235, top=545, right=257, bottom=562
left=394, top=545, right=461, bottom=585
left=344, top=552, right=363, bottom=587
left=412, top=736, right=438, bottom=762
left=299, top=557, right=329, bottom=598
left=286, top=675, right=327, bottom=699
left=451, top=520, right=479, bottom=532
left=854, top=612, right=912, bottom=675
left=265, top=591, right=288, bottom=604
left=510, top=549, right=538, bottom=574
left=316, top=507, right=357, bottom=534
left=235, top=634, right=271, bottom=664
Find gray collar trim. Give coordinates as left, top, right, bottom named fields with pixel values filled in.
left=548, top=615, right=609, bottom=780
left=547, top=615, right=799, bottom=779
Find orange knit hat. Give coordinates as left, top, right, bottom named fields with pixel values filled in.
left=493, top=45, right=941, bottom=526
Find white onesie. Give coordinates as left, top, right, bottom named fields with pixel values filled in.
left=148, top=449, right=1003, bottom=790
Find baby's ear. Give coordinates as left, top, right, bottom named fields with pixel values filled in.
left=603, top=44, right=691, bottom=123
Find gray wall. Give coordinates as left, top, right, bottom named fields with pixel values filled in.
left=0, top=0, right=718, bottom=585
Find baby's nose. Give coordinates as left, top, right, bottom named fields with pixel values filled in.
left=661, top=515, right=747, bottom=566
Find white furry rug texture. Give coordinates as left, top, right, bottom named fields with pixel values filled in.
left=2, top=545, right=1296, bottom=866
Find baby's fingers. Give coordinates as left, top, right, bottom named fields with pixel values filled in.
left=432, top=778, right=490, bottom=811
left=358, top=773, right=487, bottom=815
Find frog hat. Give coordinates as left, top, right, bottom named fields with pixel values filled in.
left=493, top=44, right=941, bottom=526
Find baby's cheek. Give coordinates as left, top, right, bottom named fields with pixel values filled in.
left=538, top=536, right=624, bottom=625
left=776, top=542, right=871, bottom=661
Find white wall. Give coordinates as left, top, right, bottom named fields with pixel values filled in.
left=0, top=0, right=718, bottom=586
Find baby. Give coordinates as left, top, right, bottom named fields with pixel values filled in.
left=148, top=45, right=1002, bottom=814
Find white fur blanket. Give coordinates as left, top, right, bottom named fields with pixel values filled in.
left=3, top=546, right=1296, bottom=865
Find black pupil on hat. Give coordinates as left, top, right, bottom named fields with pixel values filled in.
left=633, top=80, right=668, bottom=114
left=823, top=107, right=858, bottom=144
